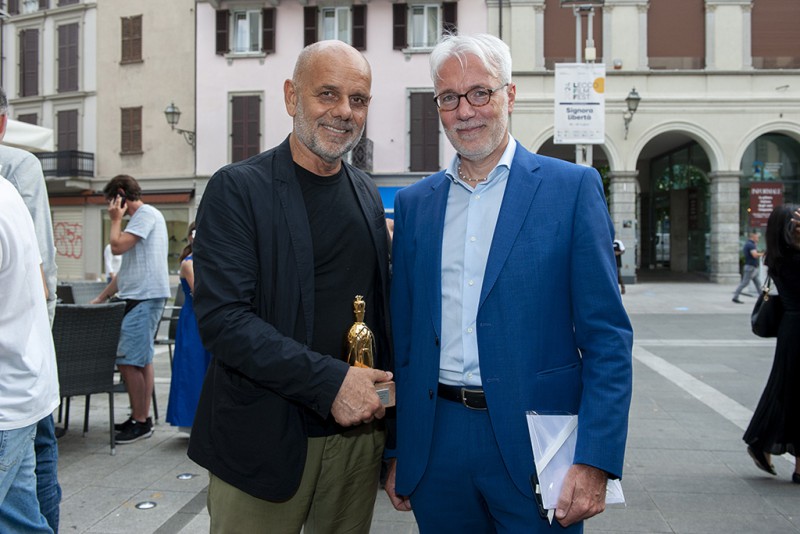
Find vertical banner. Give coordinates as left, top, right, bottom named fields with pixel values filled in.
left=554, top=63, right=606, bottom=144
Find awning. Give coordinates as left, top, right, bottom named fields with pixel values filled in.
left=4, top=119, right=55, bottom=152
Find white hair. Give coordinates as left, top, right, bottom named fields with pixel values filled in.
left=429, top=33, right=512, bottom=86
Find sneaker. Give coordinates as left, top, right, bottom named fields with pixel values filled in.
left=115, top=416, right=152, bottom=432
left=115, top=420, right=153, bottom=444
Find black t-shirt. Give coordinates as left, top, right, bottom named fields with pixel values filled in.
left=295, top=163, right=379, bottom=435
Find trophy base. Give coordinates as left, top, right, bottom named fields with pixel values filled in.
left=375, top=381, right=396, bottom=407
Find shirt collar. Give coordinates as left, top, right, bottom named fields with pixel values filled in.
left=445, top=134, right=518, bottom=186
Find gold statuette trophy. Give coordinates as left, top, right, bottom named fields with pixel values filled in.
left=346, top=295, right=395, bottom=406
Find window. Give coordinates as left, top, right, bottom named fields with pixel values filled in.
left=39, top=0, right=48, bottom=9
left=17, top=113, right=38, bottom=125
left=215, top=9, right=276, bottom=55
left=58, top=0, right=79, bottom=5
left=231, top=95, right=261, bottom=163
left=303, top=6, right=366, bottom=50
left=752, top=0, right=800, bottom=69
left=393, top=3, right=456, bottom=51
left=409, top=91, right=439, bottom=172
left=57, top=23, right=79, bottom=93
left=19, top=28, right=39, bottom=97
left=543, top=0, right=602, bottom=70
left=648, top=0, right=704, bottom=69
left=410, top=5, right=439, bottom=48
left=321, top=7, right=351, bottom=43
left=57, top=109, right=78, bottom=175
left=7, top=0, right=19, bottom=14
left=121, top=15, right=142, bottom=63
left=121, top=107, right=142, bottom=154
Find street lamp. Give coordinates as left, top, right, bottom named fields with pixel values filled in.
left=163, top=102, right=195, bottom=147
left=623, top=88, right=641, bottom=140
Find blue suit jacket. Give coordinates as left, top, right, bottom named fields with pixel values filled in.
left=390, top=144, right=633, bottom=499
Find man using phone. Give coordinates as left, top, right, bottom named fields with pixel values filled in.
left=91, top=175, right=170, bottom=444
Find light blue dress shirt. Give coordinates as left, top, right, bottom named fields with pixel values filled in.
left=439, top=135, right=517, bottom=387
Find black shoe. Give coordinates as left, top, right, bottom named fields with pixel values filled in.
left=747, top=446, right=777, bottom=475
left=115, top=416, right=152, bottom=432
left=793, top=473, right=800, bottom=484
left=732, top=298, right=744, bottom=304
left=115, top=420, right=154, bottom=444
left=55, top=427, right=67, bottom=439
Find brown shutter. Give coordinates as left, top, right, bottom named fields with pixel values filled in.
left=442, top=2, right=457, bottom=35
left=648, top=0, right=703, bottom=69
left=131, top=16, right=142, bottom=61
left=393, top=3, right=407, bottom=50
left=20, top=29, right=39, bottom=97
left=57, top=109, right=78, bottom=151
left=752, top=0, right=800, bottom=68
left=304, top=6, right=318, bottom=47
left=231, top=95, right=261, bottom=163
left=216, top=10, right=229, bottom=55
left=57, top=23, right=79, bottom=93
left=8, top=0, right=19, bottom=15
left=39, top=0, right=48, bottom=9
left=121, top=107, right=142, bottom=154
left=352, top=5, right=366, bottom=51
left=409, top=92, right=439, bottom=172
left=17, top=113, right=38, bottom=125
left=262, top=8, right=276, bottom=54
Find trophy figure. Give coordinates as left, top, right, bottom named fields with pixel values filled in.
left=346, top=295, right=395, bottom=406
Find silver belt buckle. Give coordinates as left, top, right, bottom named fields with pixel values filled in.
left=460, top=387, right=484, bottom=410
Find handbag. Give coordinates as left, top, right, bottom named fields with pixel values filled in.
left=751, top=276, right=784, bottom=338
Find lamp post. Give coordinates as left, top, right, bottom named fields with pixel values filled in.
left=164, top=102, right=196, bottom=148
left=623, top=88, right=640, bottom=140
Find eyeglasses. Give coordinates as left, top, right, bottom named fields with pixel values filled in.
left=433, top=84, right=509, bottom=111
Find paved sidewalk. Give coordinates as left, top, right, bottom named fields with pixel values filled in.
left=54, top=280, right=800, bottom=533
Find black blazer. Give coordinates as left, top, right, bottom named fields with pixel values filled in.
left=187, top=137, right=393, bottom=501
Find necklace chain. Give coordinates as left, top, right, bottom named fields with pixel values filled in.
left=458, top=163, right=485, bottom=183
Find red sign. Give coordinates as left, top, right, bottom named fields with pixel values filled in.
left=749, top=183, right=783, bottom=228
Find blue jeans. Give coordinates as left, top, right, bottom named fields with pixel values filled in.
left=0, top=423, right=53, bottom=533
left=733, top=264, right=761, bottom=299
left=35, top=415, right=61, bottom=532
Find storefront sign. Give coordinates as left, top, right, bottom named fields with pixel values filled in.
left=749, top=183, right=783, bottom=228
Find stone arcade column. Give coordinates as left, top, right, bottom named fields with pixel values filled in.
left=708, top=171, right=742, bottom=284
left=608, top=171, right=638, bottom=284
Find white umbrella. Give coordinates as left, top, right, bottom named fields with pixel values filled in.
left=4, top=119, right=55, bottom=152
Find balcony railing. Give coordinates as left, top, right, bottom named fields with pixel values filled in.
left=350, top=136, right=373, bottom=173
left=36, top=150, right=95, bottom=178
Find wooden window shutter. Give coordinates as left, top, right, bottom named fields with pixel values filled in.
left=39, top=0, right=48, bottom=9
left=57, top=23, right=79, bottom=93
left=121, top=107, right=142, bottom=153
left=231, top=95, right=261, bottom=163
left=215, top=10, right=229, bottom=55
left=352, top=5, right=366, bottom=51
left=57, top=109, right=78, bottom=151
left=8, top=0, right=19, bottom=15
left=17, top=113, right=38, bottom=125
left=392, top=3, right=407, bottom=50
left=262, top=8, right=276, bottom=54
left=303, top=6, right=318, bottom=47
left=121, top=15, right=144, bottom=62
left=20, top=29, right=39, bottom=97
left=442, top=2, right=458, bottom=35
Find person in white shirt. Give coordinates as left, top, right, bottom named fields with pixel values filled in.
left=0, top=176, right=60, bottom=533
left=104, top=243, right=122, bottom=283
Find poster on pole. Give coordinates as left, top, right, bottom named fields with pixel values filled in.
left=554, top=63, right=606, bottom=144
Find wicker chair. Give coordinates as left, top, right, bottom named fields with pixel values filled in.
left=154, top=284, right=185, bottom=369
left=52, top=302, right=125, bottom=455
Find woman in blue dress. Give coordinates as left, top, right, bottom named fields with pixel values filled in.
left=166, top=223, right=212, bottom=434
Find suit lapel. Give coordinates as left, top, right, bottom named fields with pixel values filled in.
left=479, top=148, right=543, bottom=309
left=418, top=173, right=450, bottom=338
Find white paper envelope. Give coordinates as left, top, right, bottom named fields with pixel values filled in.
left=526, top=412, right=625, bottom=514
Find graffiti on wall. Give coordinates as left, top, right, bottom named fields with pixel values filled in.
left=54, top=222, right=83, bottom=259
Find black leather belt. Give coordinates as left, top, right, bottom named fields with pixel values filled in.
left=437, top=383, right=487, bottom=410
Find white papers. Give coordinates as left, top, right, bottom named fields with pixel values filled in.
left=526, top=412, right=624, bottom=523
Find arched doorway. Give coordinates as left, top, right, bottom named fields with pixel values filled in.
left=633, top=133, right=711, bottom=278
